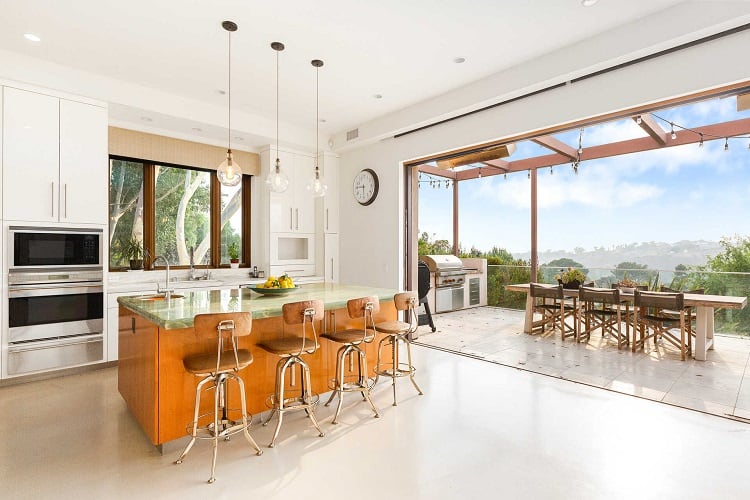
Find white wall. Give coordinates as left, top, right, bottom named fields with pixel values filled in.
left=338, top=28, right=750, bottom=290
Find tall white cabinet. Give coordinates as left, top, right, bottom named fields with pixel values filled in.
left=2, top=86, right=108, bottom=224
left=316, top=152, right=340, bottom=282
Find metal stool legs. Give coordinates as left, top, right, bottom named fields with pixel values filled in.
left=324, top=344, right=380, bottom=424
left=374, top=333, right=423, bottom=406
left=175, top=372, right=262, bottom=483
left=262, top=355, right=325, bottom=448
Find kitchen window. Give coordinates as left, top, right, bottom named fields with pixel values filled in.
left=108, top=157, right=250, bottom=270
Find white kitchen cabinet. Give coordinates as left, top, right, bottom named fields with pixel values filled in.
left=318, top=152, right=339, bottom=234
left=2, top=86, right=108, bottom=225
left=2, top=87, right=60, bottom=222
left=59, top=100, right=108, bottom=225
left=267, top=148, right=315, bottom=234
left=293, top=154, right=316, bottom=233
left=324, top=233, right=339, bottom=283
left=268, top=149, right=295, bottom=232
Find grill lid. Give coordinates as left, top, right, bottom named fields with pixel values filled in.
left=421, top=255, right=463, bottom=273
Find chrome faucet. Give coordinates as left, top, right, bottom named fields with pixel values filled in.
left=188, top=246, right=196, bottom=280
left=152, top=255, right=174, bottom=298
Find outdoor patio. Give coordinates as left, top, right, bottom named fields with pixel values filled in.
left=414, top=306, right=750, bottom=422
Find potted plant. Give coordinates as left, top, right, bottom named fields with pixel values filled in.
left=615, top=277, right=639, bottom=294
left=555, top=267, right=586, bottom=289
left=122, top=237, right=146, bottom=270
left=228, top=241, right=240, bottom=269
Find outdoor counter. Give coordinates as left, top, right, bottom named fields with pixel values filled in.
left=117, top=283, right=398, bottom=446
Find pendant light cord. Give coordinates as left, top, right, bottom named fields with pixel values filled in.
left=276, top=48, right=279, bottom=169
left=315, top=65, right=319, bottom=175
left=227, top=27, right=232, bottom=153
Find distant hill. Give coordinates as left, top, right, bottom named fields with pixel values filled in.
left=513, top=240, right=722, bottom=273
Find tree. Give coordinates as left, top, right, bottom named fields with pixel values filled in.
left=614, top=261, right=650, bottom=282
left=418, top=232, right=452, bottom=256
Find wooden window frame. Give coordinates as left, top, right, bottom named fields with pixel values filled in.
left=109, top=155, right=251, bottom=271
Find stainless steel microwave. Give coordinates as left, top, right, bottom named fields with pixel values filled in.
left=9, top=227, right=103, bottom=270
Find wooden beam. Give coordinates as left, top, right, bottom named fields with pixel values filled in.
left=532, top=135, right=577, bottom=160
left=482, top=159, right=509, bottom=170
left=530, top=169, right=537, bottom=282
left=634, top=113, right=667, bottom=145
left=417, top=164, right=456, bottom=179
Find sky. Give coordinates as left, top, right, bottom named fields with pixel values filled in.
left=418, top=95, right=750, bottom=255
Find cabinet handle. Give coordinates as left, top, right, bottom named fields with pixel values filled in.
left=295, top=208, right=299, bottom=230
left=326, top=209, right=329, bottom=231
left=131, top=317, right=136, bottom=334
left=51, top=182, right=55, bottom=217
left=64, top=183, right=67, bottom=218
left=290, top=208, right=293, bottom=230
left=330, top=258, right=334, bottom=281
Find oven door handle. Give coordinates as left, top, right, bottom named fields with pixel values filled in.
left=9, top=284, right=104, bottom=298
left=8, top=335, right=103, bottom=353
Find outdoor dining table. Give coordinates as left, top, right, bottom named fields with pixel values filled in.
left=504, top=283, right=747, bottom=361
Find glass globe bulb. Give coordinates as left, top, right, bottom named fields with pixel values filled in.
left=306, top=174, right=328, bottom=198
left=265, top=161, right=289, bottom=193
left=218, top=151, right=242, bottom=186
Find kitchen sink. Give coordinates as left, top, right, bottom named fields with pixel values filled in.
left=136, top=294, right=184, bottom=301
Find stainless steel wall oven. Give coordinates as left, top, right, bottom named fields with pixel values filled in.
left=6, top=227, right=104, bottom=376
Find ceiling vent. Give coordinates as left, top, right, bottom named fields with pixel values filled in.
left=346, top=128, right=359, bottom=141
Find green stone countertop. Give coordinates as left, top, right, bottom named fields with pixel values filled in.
left=117, top=282, right=399, bottom=329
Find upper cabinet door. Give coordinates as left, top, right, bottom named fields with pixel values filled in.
left=60, top=100, right=108, bottom=225
left=268, top=149, right=296, bottom=232
left=3, top=87, right=60, bottom=222
left=293, top=154, right=315, bottom=233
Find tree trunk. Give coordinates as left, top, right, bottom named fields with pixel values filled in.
left=175, top=171, right=203, bottom=265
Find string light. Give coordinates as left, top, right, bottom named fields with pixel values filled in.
left=650, top=112, right=750, bottom=152
left=670, top=122, right=676, bottom=140
left=724, top=137, right=729, bottom=152
left=504, top=173, right=507, bottom=180
left=635, top=115, right=642, bottom=125
left=477, top=167, right=482, bottom=178
left=549, top=166, right=553, bottom=175
left=528, top=171, right=531, bottom=179
left=698, top=133, right=704, bottom=148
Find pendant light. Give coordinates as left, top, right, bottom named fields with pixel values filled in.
left=306, top=59, right=327, bottom=197
left=265, top=42, right=289, bottom=193
left=217, top=21, right=242, bottom=187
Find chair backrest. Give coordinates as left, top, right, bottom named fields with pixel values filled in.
left=347, top=296, right=379, bottom=343
left=634, top=290, right=684, bottom=310
left=579, top=286, right=619, bottom=305
left=282, top=300, right=324, bottom=356
left=394, top=291, right=419, bottom=334
left=417, top=261, right=431, bottom=299
left=193, top=312, right=252, bottom=372
left=530, top=283, right=563, bottom=300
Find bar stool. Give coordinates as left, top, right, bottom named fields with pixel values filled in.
left=257, top=300, right=326, bottom=448
left=373, top=291, right=423, bottom=405
left=174, top=312, right=262, bottom=484
left=322, top=296, right=380, bottom=424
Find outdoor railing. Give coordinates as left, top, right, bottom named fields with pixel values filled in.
left=488, top=264, right=750, bottom=337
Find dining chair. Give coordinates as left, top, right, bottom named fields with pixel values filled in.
left=633, top=290, right=691, bottom=360
left=529, top=283, right=576, bottom=341
left=660, top=286, right=704, bottom=354
left=578, top=286, right=625, bottom=348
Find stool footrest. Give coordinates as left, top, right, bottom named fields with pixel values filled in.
left=328, top=377, right=375, bottom=392
left=265, top=393, right=320, bottom=411
left=186, top=409, right=253, bottom=440
left=374, top=362, right=416, bottom=378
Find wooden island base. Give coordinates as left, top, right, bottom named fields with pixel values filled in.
left=118, top=301, right=396, bottom=446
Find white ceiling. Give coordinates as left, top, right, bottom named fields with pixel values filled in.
left=0, top=0, right=742, bottom=150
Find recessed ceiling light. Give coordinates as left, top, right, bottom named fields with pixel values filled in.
left=453, top=57, right=466, bottom=64
left=581, top=0, right=598, bottom=6
left=23, top=33, right=41, bottom=42
left=140, top=116, right=153, bottom=122
left=373, top=94, right=383, bottom=99
left=191, top=127, right=202, bottom=132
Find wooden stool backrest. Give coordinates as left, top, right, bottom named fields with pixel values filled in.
left=282, top=300, right=324, bottom=325
left=193, top=312, right=252, bottom=373
left=394, top=292, right=418, bottom=311
left=347, top=296, right=379, bottom=343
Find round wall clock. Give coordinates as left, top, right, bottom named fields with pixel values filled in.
left=353, top=168, right=379, bottom=206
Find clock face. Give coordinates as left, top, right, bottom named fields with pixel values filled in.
left=353, top=168, right=379, bottom=206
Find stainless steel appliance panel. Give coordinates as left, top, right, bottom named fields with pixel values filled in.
left=10, top=226, right=102, bottom=269
left=436, top=285, right=464, bottom=313
left=470, top=278, right=480, bottom=306
left=7, top=334, right=103, bottom=376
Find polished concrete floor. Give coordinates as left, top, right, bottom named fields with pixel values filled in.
left=416, top=307, right=750, bottom=421
left=2, top=346, right=750, bottom=499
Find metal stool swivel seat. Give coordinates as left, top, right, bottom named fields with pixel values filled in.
left=174, top=312, right=262, bottom=484
left=257, top=300, right=326, bottom=447
left=322, top=296, right=380, bottom=424
left=373, top=291, right=424, bottom=405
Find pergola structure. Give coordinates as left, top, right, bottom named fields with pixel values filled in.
left=415, top=111, right=750, bottom=281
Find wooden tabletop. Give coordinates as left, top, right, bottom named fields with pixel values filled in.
left=504, top=283, right=747, bottom=310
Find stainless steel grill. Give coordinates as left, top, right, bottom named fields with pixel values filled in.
left=420, top=255, right=467, bottom=313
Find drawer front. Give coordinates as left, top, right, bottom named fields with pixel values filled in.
left=269, top=264, right=315, bottom=277
left=7, top=334, right=104, bottom=376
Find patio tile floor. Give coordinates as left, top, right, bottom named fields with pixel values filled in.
left=415, top=306, right=750, bottom=422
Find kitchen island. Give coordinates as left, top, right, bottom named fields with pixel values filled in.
left=117, top=283, right=397, bottom=446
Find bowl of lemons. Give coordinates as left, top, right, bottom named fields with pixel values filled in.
left=247, top=274, right=298, bottom=295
